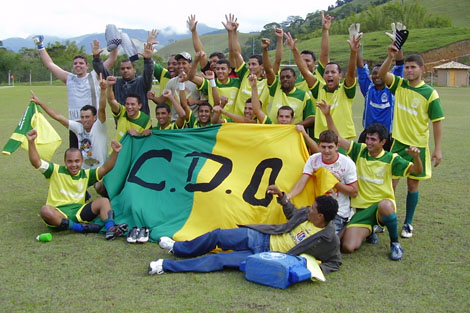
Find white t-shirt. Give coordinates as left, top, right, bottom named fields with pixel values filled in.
left=66, top=71, right=100, bottom=121
left=303, top=153, right=357, bottom=218
left=164, top=77, right=205, bottom=120
left=69, top=119, right=107, bottom=169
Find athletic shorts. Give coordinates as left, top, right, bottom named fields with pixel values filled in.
left=45, top=202, right=97, bottom=227
left=346, top=203, right=383, bottom=232
left=391, top=139, right=431, bottom=180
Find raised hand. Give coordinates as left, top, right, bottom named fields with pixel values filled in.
left=91, top=39, right=104, bottom=57
left=202, top=70, right=215, bottom=80
left=248, top=73, right=258, bottom=88
left=139, top=42, right=154, bottom=59
left=284, top=32, right=297, bottom=50
left=322, top=11, right=334, bottom=31
left=187, top=15, right=197, bottom=32
left=222, top=14, right=239, bottom=32
left=106, top=76, right=118, bottom=86
left=261, top=38, right=271, bottom=50
left=274, top=28, right=284, bottom=40
left=98, top=73, right=107, bottom=89
left=316, top=99, right=331, bottom=115
left=26, top=129, right=38, bottom=141
left=147, top=29, right=159, bottom=45
left=162, top=89, right=173, bottom=99
left=110, top=140, right=122, bottom=153
left=30, top=90, right=40, bottom=104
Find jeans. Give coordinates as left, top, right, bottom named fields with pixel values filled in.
left=162, top=228, right=270, bottom=273
left=332, top=215, right=348, bottom=235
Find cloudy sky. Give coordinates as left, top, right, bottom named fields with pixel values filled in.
left=1, top=0, right=337, bottom=39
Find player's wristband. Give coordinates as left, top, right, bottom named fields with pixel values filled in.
left=37, top=44, right=45, bottom=50
left=209, top=79, right=216, bottom=88
left=178, top=82, right=185, bottom=91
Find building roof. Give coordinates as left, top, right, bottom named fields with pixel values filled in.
left=433, top=61, right=470, bottom=70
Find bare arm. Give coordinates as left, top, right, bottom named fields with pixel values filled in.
left=26, top=130, right=41, bottom=169
left=188, top=15, right=209, bottom=70
left=98, top=140, right=122, bottom=179
left=319, top=11, right=333, bottom=67
left=164, top=89, right=186, bottom=128
left=187, top=51, right=204, bottom=87
left=261, top=38, right=276, bottom=85
left=296, top=125, right=319, bottom=153
left=316, top=100, right=351, bottom=151
left=345, top=33, right=361, bottom=87
left=284, top=32, right=316, bottom=88
left=30, top=91, right=68, bottom=128
left=249, top=75, right=267, bottom=123
left=406, top=146, right=424, bottom=175
left=335, top=181, right=358, bottom=198
left=286, top=174, right=309, bottom=201
left=378, top=45, right=398, bottom=86
left=223, top=14, right=244, bottom=69
left=106, top=76, right=121, bottom=115
left=431, top=120, right=443, bottom=167
left=97, top=73, right=107, bottom=123
left=38, top=49, right=69, bottom=83
left=272, top=28, right=284, bottom=74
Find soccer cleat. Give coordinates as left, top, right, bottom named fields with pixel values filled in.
left=401, top=224, right=414, bottom=238
left=373, top=225, right=385, bottom=233
left=127, top=226, right=139, bottom=243
left=148, top=259, right=165, bottom=275
left=82, top=223, right=102, bottom=233
left=137, top=227, right=150, bottom=243
left=105, top=223, right=128, bottom=240
left=365, top=230, right=378, bottom=244
left=159, top=236, right=175, bottom=253
left=390, top=242, right=404, bottom=261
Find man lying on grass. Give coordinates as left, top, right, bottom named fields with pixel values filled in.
left=26, top=129, right=127, bottom=240
left=149, top=186, right=341, bottom=275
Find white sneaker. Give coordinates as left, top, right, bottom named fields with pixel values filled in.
left=401, top=224, right=414, bottom=238
left=373, top=225, right=385, bottom=233
left=148, top=259, right=165, bottom=275
left=159, top=236, right=175, bottom=253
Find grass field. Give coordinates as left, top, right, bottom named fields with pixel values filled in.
left=0, top=85, right=469, bottom=312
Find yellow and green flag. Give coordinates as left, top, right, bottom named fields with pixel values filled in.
left=104, top=123, right=338, bottom=242
left=2, top=102, right=62, bottom=161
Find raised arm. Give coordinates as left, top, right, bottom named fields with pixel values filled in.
left=164, top=89, right=186, bottom=128
left=378, top=45, right=398, bottom=87
left=26, top=129, right=41, bottom=169
left=34, top=36, right=69, bottom=83
left=30, top=91, right=68, bottom=128
left=284, top=32, right=316, bottom=88
left=261, top=38, right=276, bottom=85
left=249, top=74, right=267, bottom=123
left=286, top=174, right=309, bottom=201
left=316, top=100, right=351, bottom=151
left=187, top=51, right=205, bottom=87
left=272, top=28, right=284, bottom=74
left=319, top=11, right=333, bottom=67
left=223, top=14, right=244, bottom=69
left=178, top=73, right=191, bottom=121
left=91, top=39, right=111, bottom=78
left=211, top=97, right=228, bottom=124
left=98, top=140, right=122, bottom=179
left=296, top=125, right=319, bottom=154
left=202, top=70, right=220, bottom=107
left=188, top=15, right=209, bottom=70
left=97, top=73, right=107, bottom=123
left=139, top=41, right=156, bottom=92
left=345, top=24, right=362, bottom=87
left=106, top=76, right=121, bottom=115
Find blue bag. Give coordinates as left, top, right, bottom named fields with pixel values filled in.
left=239, top=252, right=312, bottom=289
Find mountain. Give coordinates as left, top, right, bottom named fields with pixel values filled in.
left=1, top=24, right=220, bottom=53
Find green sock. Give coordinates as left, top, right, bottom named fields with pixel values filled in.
left=405, top=191, right=419, bottom=225
left=382, top=213, right=398, bottom=242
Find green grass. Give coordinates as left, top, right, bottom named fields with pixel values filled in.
left=0, top=85, right=469, bottom=312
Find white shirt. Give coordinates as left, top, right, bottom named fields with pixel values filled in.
left=66, top=71, right=100, bottom=121
left=303, top=153, right=357, bottom=218
left=69, top=119, right=107, bottom=169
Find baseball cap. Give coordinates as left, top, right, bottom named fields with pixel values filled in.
left=175, top=52, right=192, bottom=62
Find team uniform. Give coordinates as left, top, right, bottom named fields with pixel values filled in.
left=346, top=142, right=412, bottom=231
left=153, top=64, right=173, bottom=96
left=184, top=111, right=212, bottom=129
left=302, top=153, right=357, bottom=233
left=199, top=77, right=240, bottom=109
left=112, top=105, right=152, bottom=142
left=153, top=121, right=182, bottom=130
left=388, top=75, right=445, bottom=179
left=267, top=75, right=315, bottom=125
left=38, top=161, right=101, bottom=224
left=233, top=62, right=270, bottom=116
left=310, top=63, right=356, bottom=140
left=223, top=116, right=272, bottom=124
left=68, top=120, right=107, bottom=169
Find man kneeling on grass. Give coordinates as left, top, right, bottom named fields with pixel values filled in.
left=148, top=186, right=341, bottom=275
left=27, top=129, right=127, bottom=240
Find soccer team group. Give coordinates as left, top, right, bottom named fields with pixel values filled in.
left=26, top=12, right=444, bottom=277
